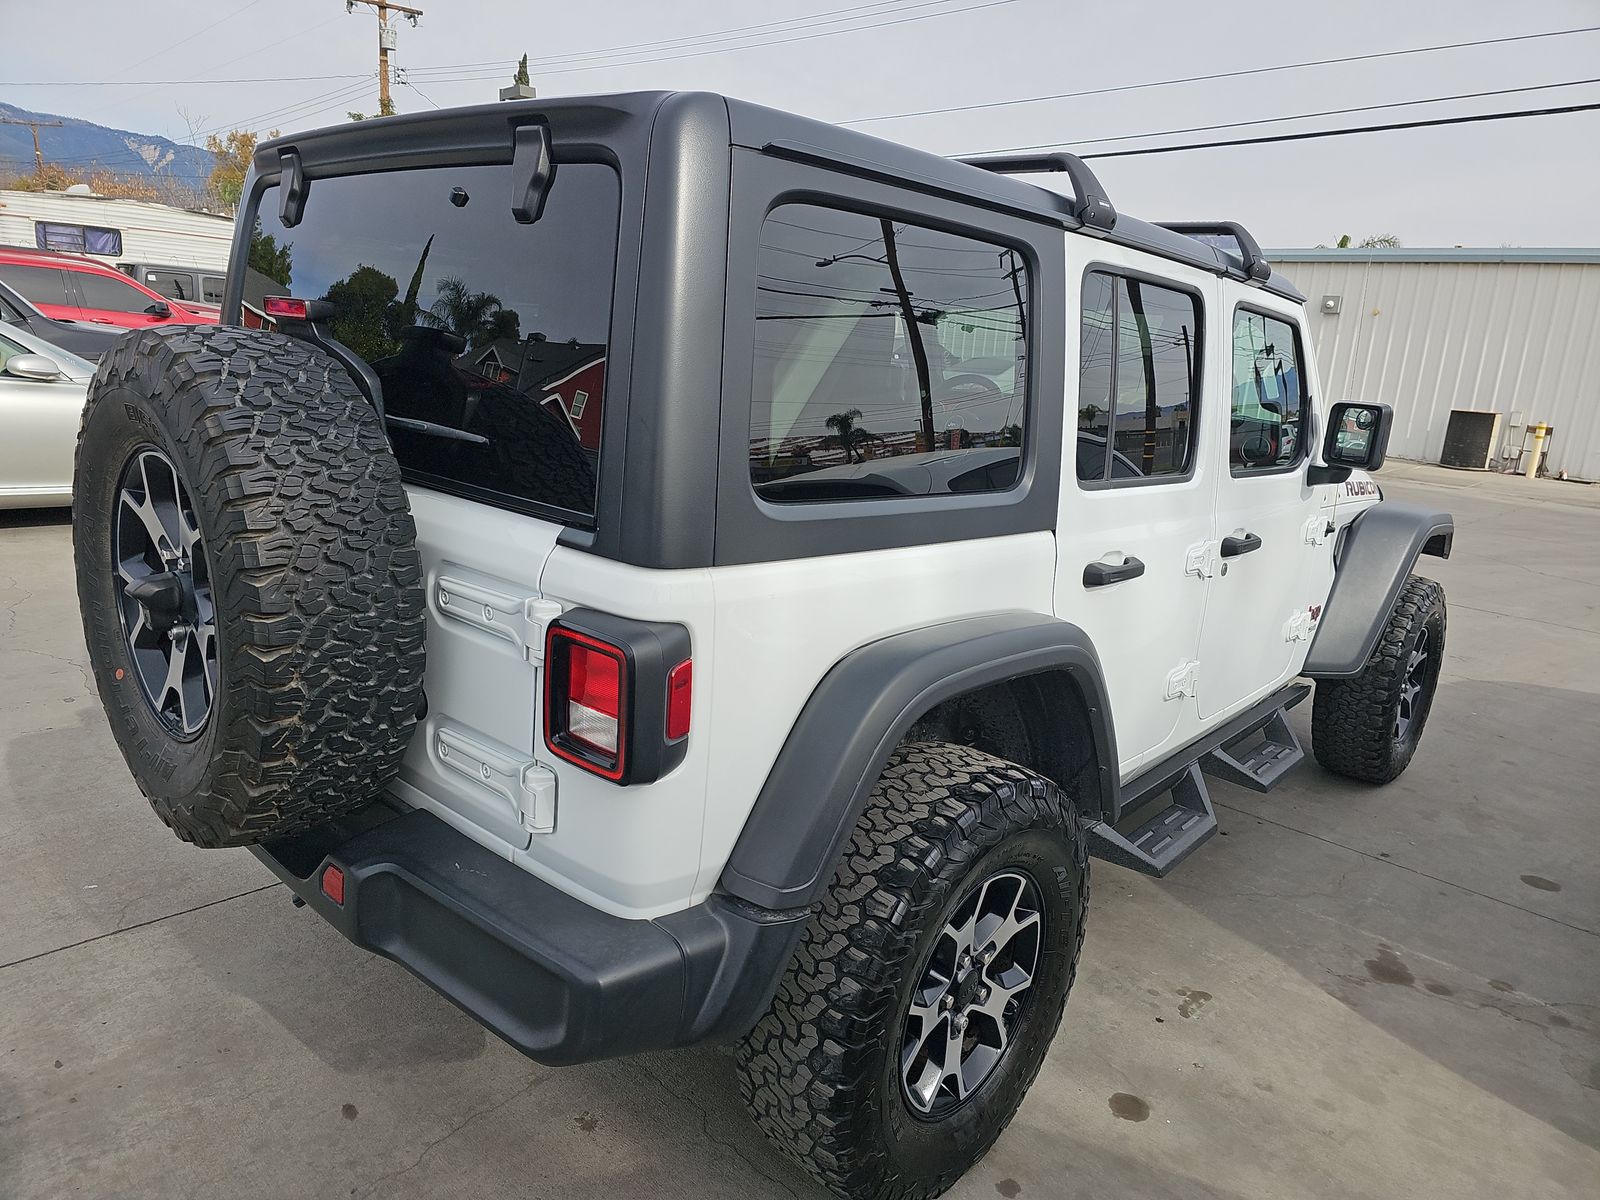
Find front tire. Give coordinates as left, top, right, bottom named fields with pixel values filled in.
left=1312, top=574, right=1446, bottom=784
left=737, top=742, right=1089, bottom=1200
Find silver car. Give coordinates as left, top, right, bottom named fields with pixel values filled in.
left=0, top=324, right=95, bottom=508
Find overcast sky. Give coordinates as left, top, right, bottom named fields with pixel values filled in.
left=7, top=0, right=1599, bottom=246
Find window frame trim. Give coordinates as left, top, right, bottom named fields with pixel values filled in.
left=1228, top=300, right=1312, bottom=478
left=745, top=194, right=1038, bottom=510
left=1074, top=261, right=1206, bottom=492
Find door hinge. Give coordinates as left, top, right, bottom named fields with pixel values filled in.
left=1303, top=515, right=1333, bottom=546
left=1184, top=541, right=1216, bottom=579
left=435, top=572, right=562, bottom=664
left=435, top=725, right=558, bottom=834
left=1165, top=659, right=1200, bottom=700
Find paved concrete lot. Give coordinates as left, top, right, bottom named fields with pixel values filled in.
left=3, top=463, right=1597, bottom=1199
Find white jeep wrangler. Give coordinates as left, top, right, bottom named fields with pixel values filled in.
left=72, top=92, right=1453, bottom=1200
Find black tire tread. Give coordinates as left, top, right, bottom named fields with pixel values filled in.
left=75, top=326, right=425, bottom=847
left=735, top=742, right=1089, bottom=1200
left=1311, top=574, right=1445, bottom=784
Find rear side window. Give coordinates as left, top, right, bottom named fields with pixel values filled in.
left=1077, top=270, right=1200, bottom=483
left=75, top=272, right=157, bottom=315
left=36, top=222, right=122, bottom=256
left=0, top=264, right=73, bottom=307
left=251, top=161, right=621, bottom=522
left=749, top=204, right=1028, bottom=502
left=201, top=274, right=225, bottom=305
left=1231, top=308, right=1307, bottom=472
left=144, top=270, right=195, bottom=302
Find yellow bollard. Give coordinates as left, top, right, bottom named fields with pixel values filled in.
left=1524, top=423, right=1548, bottom=479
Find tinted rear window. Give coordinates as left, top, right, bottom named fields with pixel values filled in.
left=252, top=161, right=620, bottom=522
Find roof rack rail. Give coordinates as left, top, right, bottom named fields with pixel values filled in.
left=1159, top=222, right=1272, bottom=283
left=958, top=153, right=1117, bottom=232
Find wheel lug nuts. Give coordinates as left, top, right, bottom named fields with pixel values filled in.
left=940, top=994, right=954, bottom=1011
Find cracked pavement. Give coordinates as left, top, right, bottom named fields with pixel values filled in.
left=2, top=465, right=1597, bottom=1199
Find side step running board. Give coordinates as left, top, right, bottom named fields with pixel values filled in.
left=1201, top=707, right=1305, bottom=793
left=1086, top=763, right=1216, bottom=878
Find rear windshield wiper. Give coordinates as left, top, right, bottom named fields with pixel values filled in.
left=385, top=414, right=490, bottom=446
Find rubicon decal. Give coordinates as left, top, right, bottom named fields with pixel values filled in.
left=1343, top=479, right=1380, bottom=498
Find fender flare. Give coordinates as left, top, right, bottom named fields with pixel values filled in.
left=718, top=612, right=1118, bottom=911
left=1304, top=501, right=1453, bottom=680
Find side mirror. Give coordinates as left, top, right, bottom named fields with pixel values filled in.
left=3, top=353, right=63, bottom=381
left=1322, top=401, right=1392, bottom=471
left=144, top=301, right=172, bottom=318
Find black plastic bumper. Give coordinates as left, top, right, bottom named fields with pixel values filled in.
left=250, top=804, right=808, bottom=1066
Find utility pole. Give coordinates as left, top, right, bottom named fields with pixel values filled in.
left=345, top=0, right=422, bottom=117
left=0, top=116, right=64, bottom=173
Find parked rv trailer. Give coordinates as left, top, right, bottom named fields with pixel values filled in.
left=0, top=188, right=233, bottom=272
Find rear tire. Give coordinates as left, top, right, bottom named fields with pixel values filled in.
left=1312, top=574, right=1445, bottom=784
left=73, top=326, right=426, bottom=847
left=736, top=742, right=1089, bottom=1200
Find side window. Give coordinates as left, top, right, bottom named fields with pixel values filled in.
left=1076, top=270, right=1199, bottom=483
left=201, top=275, right=226, bottom=305
left=1230, top=308, right=1307, bottom=472
left=144, top=271, right=193, bottom=301
left=35, top=222, right=123, bottom=256
left=0, top=264, right=73, bottom=307
left=749, top=204, right=1029, bottom=502
left=75, top=272, right=156, bottom=315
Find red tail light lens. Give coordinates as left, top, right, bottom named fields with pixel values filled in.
left=262, top=296, right=309, bottom=319
left=665, top=659, right=692, bottom=741
left=320, top=864, right=345, bottom=906
left=545, top=627, right=629, bottom=780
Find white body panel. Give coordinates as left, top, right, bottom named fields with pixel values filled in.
left=392, top=227, right=1363, bottom=921
left=0, top=190, right=234, bottom=271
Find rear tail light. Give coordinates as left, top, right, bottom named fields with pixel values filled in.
left=543, top=615, right=693, bottom=785
left=262, top=296, right=309, bottom=320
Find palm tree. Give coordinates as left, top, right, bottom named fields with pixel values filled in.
left=426, top=277, right=521, bottom=350
left=825, top=408, right=882, bottom=463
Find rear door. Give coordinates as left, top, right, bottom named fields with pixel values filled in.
left=1055, top=252, right=1216, bottom=776
left=69, top=270, right=167, bottom=327
left=1195, top=296, right=1330, bottom=720
left=245, top=151, right=623, bottom=851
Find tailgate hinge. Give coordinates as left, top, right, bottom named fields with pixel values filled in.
left=1165, top=659, right=1200, bottom=701
left=435, top=572, right=562, bottom=664
left=436, top=726, right=558, bottom=835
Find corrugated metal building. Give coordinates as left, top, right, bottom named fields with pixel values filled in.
left=1270, top=248, right=1600, bottom=480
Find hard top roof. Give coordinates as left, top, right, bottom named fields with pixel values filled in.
left=257, top=90, right=1304, bottom=303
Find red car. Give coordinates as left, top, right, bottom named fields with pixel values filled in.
left=0, top=247, right=217, bottom=330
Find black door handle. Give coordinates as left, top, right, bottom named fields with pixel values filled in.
left=1083, top=556, right=1146, bottom=587
left=1221, top=532, right=1263, bottom=557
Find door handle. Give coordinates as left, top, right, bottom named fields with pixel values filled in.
left=1083, top=556, right=1146, bottom=587
left=1221, top=532, right=1263, bottom=557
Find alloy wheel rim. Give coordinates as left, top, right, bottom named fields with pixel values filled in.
left=1394, top=627, right=1430, bottom=743
left=113, top=447, right=217, bottom=739
left=900, top=869, right=1044, bottom=1119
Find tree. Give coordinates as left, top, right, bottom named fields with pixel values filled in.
left=514, top=54, right=531, bottom=86
left=824, top=408, right=883, bottom=464
left=204, top=129, right=275, bottom=213
left=426, top=276, right=520, bottom=350
left=247, top=220, right=292, bottom=287
left=324, top=265, right=400, bottom=361
left=1332, top=233, right=1401, bottom=249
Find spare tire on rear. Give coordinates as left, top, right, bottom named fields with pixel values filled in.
left=73, top=326, right=426, bottom=847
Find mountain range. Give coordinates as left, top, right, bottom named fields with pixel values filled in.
left=0, top=101, right=214, bottom=188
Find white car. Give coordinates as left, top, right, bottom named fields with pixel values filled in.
left=0, top=324, right=94, bottom=508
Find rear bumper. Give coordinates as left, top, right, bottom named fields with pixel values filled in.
left=250, top=804, right=807, bottom=1066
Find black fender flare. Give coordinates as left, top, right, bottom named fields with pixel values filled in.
left=1304, top=501, right=1453, bottom=680
left=719, top=612, right=1118, bottom=911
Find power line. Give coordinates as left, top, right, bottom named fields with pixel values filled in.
left=1061, top=101, right=1600, bottom=161
left=9, top=74, right=367, bottom=87
left=107, top=0, right=269, bottom=81
left=964, top=77, right=1600, bottom=157
left=406, top=0, right=1021, bottom=83
left=404, top=0, right=915, bottom=74
left=842, top=24, right=1600, bottom=126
